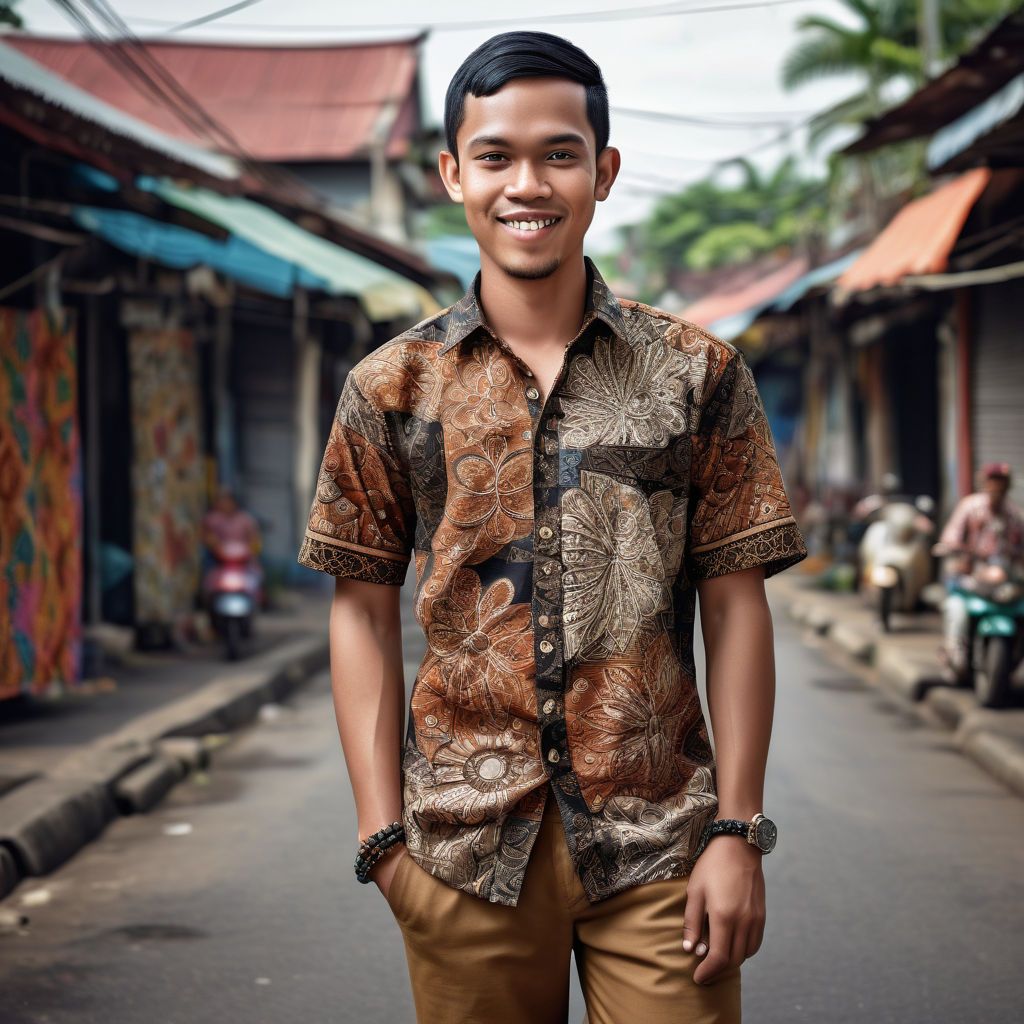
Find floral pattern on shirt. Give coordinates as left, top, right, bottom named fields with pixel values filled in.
left=299, top=259, right=806, bottom=905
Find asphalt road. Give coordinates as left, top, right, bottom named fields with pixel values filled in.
left=1, top=579, right=1022, bottom=1024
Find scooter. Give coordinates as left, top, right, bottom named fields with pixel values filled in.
left=858, top=496, right=937, bottom=632
left=204, top=540, right=260, bottom=661
left=949, top=565, right=1024, bottom=708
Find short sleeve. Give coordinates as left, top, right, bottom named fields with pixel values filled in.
left=297, top=371, right=415, bottom=585
left=686, top=351, right=807, bottom=580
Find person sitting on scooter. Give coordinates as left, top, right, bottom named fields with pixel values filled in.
left=202, top=487, right=263, bottom=587
left=933, top=463, right=1024, bottom=681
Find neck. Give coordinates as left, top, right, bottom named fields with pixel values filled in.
left=478, top=253, right=588, bottom=348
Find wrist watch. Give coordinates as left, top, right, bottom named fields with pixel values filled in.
left=703, top=813, right=777, bottom=854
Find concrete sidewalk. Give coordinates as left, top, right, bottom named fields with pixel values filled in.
left=0, top=589, right=332, bottom=903
left=771, top=573, right=1024, bottom=799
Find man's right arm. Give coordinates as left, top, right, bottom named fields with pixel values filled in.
left=329, top=575, right=408, bottom=896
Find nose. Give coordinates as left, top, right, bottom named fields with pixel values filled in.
left=504, top=159, right=552, bottom=202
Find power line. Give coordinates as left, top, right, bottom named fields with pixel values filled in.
left=48, top=0, right=299, bottom=195
left=126, top=0, right=815, bottom=35
left=170, top=0, right=266, bottom=34
left=613, top=107, right=810, bottom=130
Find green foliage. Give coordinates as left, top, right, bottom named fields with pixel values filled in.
left=420, top=202, right=473, bottom=239
left=0, top=2, right=24, bottom=28
left=633, top=155, right=824, bottom=278
left=686, top=223, right=778, bottom=271
left=783, top=0, right=1018, bottom=150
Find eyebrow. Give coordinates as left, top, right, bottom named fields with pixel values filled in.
left=465, top=132, right=589, bottom=150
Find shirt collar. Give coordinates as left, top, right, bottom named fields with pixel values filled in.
left=439, top=256, right=628, bottom=355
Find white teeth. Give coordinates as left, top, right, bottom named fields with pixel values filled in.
left=506, top=218, right=556, bottom=230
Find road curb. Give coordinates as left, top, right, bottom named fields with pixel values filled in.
left=778, top=579, right=1024, bottom=800
left=957, top=730, right=1024, bottom=798
left=0, top=634, right=329, bottom=902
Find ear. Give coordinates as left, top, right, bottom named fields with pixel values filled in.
left=594, top=146, right=621, bottom=202
left=438, top=150, right=464, bottom=204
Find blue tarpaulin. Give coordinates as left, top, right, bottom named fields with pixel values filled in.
left=70, top=205, right=327, bottom=298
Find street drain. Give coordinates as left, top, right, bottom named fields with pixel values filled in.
left=810, top=676, right=866, bottom=692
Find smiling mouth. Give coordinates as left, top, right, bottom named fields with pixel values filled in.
left=497, top=216, right=562, bottom=232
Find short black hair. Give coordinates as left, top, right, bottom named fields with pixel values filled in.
left=444, top=31, right=609, bottom=161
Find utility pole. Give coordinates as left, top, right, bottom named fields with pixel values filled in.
left=920, top=0, right=942, bottom=77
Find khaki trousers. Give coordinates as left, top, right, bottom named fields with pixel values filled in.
left=385, top=795, right=741, bottom=1024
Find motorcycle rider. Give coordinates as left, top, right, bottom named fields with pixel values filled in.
left=201, top=486, right=263, bottom=591
left=933, top=463, right=1024, bottom=681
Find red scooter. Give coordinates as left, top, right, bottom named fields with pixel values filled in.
left=203, top=540, right=260, bottom=660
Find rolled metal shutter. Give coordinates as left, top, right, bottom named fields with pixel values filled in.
left=971, top=280, right=1024, bottom=507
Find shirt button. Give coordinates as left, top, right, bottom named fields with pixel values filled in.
left=547, top=749, right=560, bottom=764
left=542, top=563, right=553, bottom=574
left=526, top=386, right=539, bottom=400
left=539, top=526, right=553, bottom=539
left=522, top=429, right=532, bottom=440
left=538, top=614, right=549, bottom=627
left=543, top=698, right=556, bottom=715
left=539, top=639, right=553, bottom=653
left=424, top=714, right=438, bottom=727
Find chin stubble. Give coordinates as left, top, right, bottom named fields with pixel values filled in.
left=502, top=257, right=561, bottom=281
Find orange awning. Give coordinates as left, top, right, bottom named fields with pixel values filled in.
left=836, top=168, right=991, bottom=293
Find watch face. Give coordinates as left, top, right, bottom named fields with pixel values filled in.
left=754, top=817, right=777, bottom=853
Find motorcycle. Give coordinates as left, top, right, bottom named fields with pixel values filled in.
left=858, top=496, right=937, bottom=632
left=203, top=539, right=260, bottom=661
left=948, top=565, right=1024, bottom=708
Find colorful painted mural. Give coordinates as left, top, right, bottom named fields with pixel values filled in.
left=0, top=307, right=82, bottom=698
left=129, top=327, right=203, bottom=631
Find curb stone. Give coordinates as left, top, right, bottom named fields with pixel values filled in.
left=113, top=754, right=186, bottom=815
left=958, top=730, right=1024, bottom=797
left=828, top=620, right=875, bottom=662
left=0, top=779, right=116, bottom=878
left=0, top=845, right=19, bottom=901
left=0, top=634, right=329, bottom=902
left=779, top=583, right=1024, bottom=800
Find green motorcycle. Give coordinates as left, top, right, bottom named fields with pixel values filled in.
left=949, top=571, right=1024, bottom=708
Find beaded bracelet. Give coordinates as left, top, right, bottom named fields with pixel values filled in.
left=354, top=821, right=405, bottom=884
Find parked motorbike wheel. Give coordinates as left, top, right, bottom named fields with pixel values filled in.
left=879, top=586, right=895, bottom=633
left=224, top=617, right=244, bottom=662
left=974, top=635, right=1013, bottom=708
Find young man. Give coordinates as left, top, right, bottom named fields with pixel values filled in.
left=299, top=31, right=806, bottom=1024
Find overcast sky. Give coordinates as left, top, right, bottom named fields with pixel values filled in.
left=13, top=0, right=862, bottom=246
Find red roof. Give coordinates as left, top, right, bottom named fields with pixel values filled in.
left=681, top=257, right=809, bottom=328
left=6, top=34, right=421, bottom=162
left=837, top=168, right=991, bottom=293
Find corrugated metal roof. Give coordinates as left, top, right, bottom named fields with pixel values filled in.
left=836, top=169, right=991, bottom=294
left=5, top=34, right=421, bottom=161
left=928, top=71, right=1024, bottom=172
left=0, top=39, right=239, bottom=182
left=681, top=257, right=809, bottom=331
left=844, top=8, right=1024, bottom=156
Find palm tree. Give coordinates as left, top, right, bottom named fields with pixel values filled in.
left=783, top=0, right=1016, bottom=148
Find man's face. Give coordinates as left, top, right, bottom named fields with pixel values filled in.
left=984, top=476, right=1009, bottom=509
left=215, top=493, right=238, bottom=515
left=439, top=77, right=619, bottom=281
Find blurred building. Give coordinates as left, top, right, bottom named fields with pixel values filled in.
left=681, top=8, right=1024, bottom=541
left=5, top=33, right=430, bottom=245
left=0, top=39, right=454, bottom=696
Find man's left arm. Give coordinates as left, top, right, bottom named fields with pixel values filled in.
left=683, top=565, right=774, bottom=985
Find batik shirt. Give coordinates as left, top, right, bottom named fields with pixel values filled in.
left=299, top=259, right=806, bottom=906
